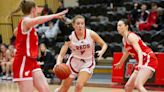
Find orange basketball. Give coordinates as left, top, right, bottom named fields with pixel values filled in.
left=53, top=63, right=71, bottom=80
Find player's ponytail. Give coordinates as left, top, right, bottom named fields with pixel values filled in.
left=8, top=0, right=36, bottom=18
left=7, top=0, right=23, bottom=19
left=10, top=5, right=21, bottom=16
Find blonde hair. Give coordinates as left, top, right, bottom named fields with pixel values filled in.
left=72, top=15, right=85, bottom=24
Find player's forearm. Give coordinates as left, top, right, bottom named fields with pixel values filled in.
left=56, top=55, right=64, bottom=65
left=31, top=14, right=60, bottom=25
left=56, top=43, right=69, bottom=65
left=119, top=51, right=129, bottom=64
left=100, top=43, right=107, bottom=55
left=137, top=50, right=143, bottom=65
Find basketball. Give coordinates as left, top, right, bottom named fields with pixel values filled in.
left=53, top=63, right=71, bottom=80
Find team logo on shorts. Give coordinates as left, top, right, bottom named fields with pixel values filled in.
left=124, top=59, right=136, bottom=78
left=25, top=70, right=30, bottom=76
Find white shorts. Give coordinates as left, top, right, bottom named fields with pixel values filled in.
left=66, top=56, right=95, bottom=78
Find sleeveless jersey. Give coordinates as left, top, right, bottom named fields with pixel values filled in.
left=15, top=18, right=38, bottom=58
left=69, top=29, right=95, bottom=59
left=123, top=32, right=152, bottom=62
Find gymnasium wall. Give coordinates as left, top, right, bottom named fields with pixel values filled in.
left=64, top=0, right=79, bottom=7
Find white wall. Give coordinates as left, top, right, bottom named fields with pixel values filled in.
left=64, top=0, right=79, bottom=7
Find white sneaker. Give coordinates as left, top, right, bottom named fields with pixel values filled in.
left=1, top=76, right=7, bottom=80
left=6, top=76, right=12, bottom=80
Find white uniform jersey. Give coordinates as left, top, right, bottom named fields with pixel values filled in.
left=69, top=29, right=95, bottom=59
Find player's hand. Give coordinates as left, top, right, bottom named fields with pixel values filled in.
left=37, top=61, right=44, bottom=65
left=53, top=62, right=61, bottom=70
left=55, top=9, right=68, bottom=18
left=96, top=50, right=103, bottom=61
left=53, top=64, right=59, bottom=71
left=114, top=62, right=123, bottom=69
left=135, top=64, right=143, bottom=70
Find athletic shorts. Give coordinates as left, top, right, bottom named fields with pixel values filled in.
left=66, top=56, right=95, bottom=78
left=135, top=52, right=158, bottom=72
left=13, top=55, right=41, bottom=81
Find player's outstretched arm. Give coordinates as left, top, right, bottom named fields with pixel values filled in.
left=24, top=9, right=68, bottom=30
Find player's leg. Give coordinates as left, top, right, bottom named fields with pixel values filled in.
left=13, top=56, right=35, bottom=92
left=33, top=69, right=50, bottom=92
left=17, top=80, right=34, bottom=92
left=125, top=70, right=138, bottom=92
left=5, top=62, right=11, bottom=77
left=74, top=71, right=92, bottom=92
left=9, top=61, right=13, bottom=76
left=54, top=77, right=74, bottom=92
left=135, top=67, right=153, bottom=92
left=1, top=62, right=6, bottom=75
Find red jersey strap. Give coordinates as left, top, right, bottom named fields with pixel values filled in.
left=127, top=32, right=135, bottom=39
left=126, top=32, right=133, bottom=45
left=127, top=32, right=131, bottom=39
left=126, top=32, right=140, bottom=44
left=18, top=19, right=23, bottom=32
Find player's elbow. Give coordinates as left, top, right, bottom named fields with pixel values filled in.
left=103, top=43, right=108, bottom=50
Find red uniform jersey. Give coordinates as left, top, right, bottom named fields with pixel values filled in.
left=15, top=19, right=38, bottom=58
left=124, top=32, right=158, bottom=71
left=13, top=18, right=40, bottom=81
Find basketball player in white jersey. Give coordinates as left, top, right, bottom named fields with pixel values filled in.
left=54, top=15, right=107, bottom=92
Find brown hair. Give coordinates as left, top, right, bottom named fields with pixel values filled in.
left=72, top=15, right=85, bottom=24
left=151, top=2, right=158, bottom=8
left=10, top=0, right=36, bottom=15
left=118, top=19, right=132, bottom=31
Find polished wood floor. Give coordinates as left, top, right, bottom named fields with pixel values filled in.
left=0, top=80, right=161, bottom=92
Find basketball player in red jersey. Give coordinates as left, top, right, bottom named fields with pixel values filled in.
left=10, top=0, right=68, bottom=92
left=114, top=19, right=158, bottom=92
left=54, top=15, right=107, bottom=92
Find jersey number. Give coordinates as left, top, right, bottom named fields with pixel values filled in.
left=80, top=50, right=85, bottom=55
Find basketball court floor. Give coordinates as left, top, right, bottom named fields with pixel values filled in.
left=0, top=81, right=162, bottom=92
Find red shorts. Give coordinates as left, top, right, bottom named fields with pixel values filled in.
left=13, top=55, right=41, bottom=81
left=135, top=53, right=158, bottom=72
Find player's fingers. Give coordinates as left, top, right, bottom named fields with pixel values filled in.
left=54, top=64, right=59, bottom=69
left=95, top=51, right=99, bottom=53
left=62, top=9, right=68, bottom=14
left=114, top=66, right=118, bottom=69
